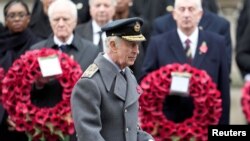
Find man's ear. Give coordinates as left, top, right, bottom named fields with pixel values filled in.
left=172, top=10, right=177, bottom=21
left=109, top=40, right=118, bottom=53
left=197, top=10, right=204, bottom=22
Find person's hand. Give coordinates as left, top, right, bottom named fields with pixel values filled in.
left=7, top=118, right=15, bottom=131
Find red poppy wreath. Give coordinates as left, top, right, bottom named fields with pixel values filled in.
left=139, top=63, right=222, bottom=141
left=1, top=48, right=82, bottom=141
left=241, top=82, right=250, bottom=123
left=0, top=67, right=4, bottom=101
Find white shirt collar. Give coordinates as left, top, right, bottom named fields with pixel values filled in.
left=92, top=20, right=102, bottom=34
left=177, top=27, right=199, bottom=46
left=92, top=20, right=113, bottom=33
left=54, top=34, right=74, bottom=46
left=177, top=27, right=199, bottom=58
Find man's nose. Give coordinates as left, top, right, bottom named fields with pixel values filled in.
left=58, top=19, right=65, bottom=26
left=183, top=9, right=192, bottom=16
left=134, top=45, right=140, bottom=54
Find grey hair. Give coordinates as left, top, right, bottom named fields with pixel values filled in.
left=48, top=0, right=78, bottom=20
left=174, top=0, right=203, bottom=11
left=89, top=0, right=117, bottom=7
left=104, top=36, right=121, bottom=53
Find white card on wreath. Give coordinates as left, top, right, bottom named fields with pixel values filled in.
left=38, top=55, right=62, bottom=77
left=170, top=72, right=191, bottom=96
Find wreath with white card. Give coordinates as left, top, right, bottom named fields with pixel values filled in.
left=138, top=63, right=222, bottom=141
left=1, top=48, right=82, bottom=141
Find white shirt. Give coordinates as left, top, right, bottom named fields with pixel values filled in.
left=92, top=20, right=107, bottom=50
left=177, top=27, right=199, bottom=58
left=54, top=34, right=74, bottom=46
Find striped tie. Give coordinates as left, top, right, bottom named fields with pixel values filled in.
left=98, top=31, right=103, bottom=52
left=184, top=39, right=192, bottom=63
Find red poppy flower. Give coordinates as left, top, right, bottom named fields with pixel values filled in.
left=241, top=82, right=250, bottom=123
left=0, top=67, right=4, bottom=101
left=139, top=63, right=222, bottom=141
left=199, top=41, right=208, bottom=54
left=1, top=48, right=82, bottom=141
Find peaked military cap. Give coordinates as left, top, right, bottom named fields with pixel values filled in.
left=101, top=17, right=146, bottom=42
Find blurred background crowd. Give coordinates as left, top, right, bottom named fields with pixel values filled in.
left=0, top=0, right=249, bottom=140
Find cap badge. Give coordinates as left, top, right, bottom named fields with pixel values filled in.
left=134, top=22, right=141, bottom=32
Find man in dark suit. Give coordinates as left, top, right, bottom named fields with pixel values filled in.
left=151, top=10, right=232, bottom=73
left=30, top=0, right=98, bottom=140
left=71, top=17, right=154, bottom=141
left=130, top=0, right=218, bottom=29
left=75, top=0, right=116, bottom=52
left=141, top=0, right=230, bottom=125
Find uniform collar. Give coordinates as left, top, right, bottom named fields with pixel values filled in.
left=103, top=53, right=125, bottom=73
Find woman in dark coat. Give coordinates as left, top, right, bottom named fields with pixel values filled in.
left=0, top=1, right=40, bottom=140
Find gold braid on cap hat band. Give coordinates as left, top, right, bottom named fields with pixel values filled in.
left=122, top=35, right=146, bottom=41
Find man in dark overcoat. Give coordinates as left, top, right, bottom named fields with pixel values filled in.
left=151, top=9, right=232, bottom=74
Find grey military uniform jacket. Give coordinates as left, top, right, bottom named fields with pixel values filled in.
left=71, top=54, right=154, bottom=141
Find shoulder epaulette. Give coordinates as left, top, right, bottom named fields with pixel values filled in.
left=81, top=64, right=99, bottom=78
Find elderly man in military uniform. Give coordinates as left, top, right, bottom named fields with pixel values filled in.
left=71, top=17, right=154, bottom=141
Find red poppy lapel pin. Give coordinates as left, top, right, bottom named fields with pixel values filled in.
left=199, top=41, right=208, bottom=54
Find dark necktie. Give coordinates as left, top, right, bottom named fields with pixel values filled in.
left=59, top=44, right=67, bottom=52
left=184, top=39, right=192, bottom=64
left=120, top=71, right=126, bottom=80
left=98, top=31, right=103, bottom=52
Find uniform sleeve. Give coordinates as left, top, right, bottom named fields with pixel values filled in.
left=137, top=130, right=154, bottom=141
left=71, top=78, right=105, bottom=141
